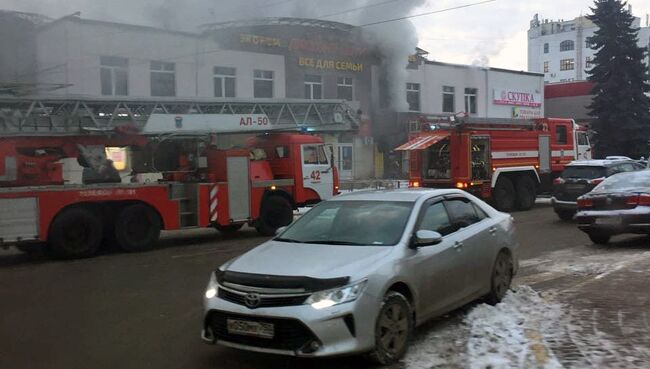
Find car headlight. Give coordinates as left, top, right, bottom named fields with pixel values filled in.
left=205, top=272, right=218, bottom=299
left=305, top=280, right=367, bottom=309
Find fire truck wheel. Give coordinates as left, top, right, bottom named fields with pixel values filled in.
left=115, top=204, right=161, bottom=252
left=214, top=224, right=243, bottom=235
left=48, top=207, right=103, bottom=259
left=256, top=196, right=293, bottom=236
left=493, top=177, right=516, bottom=212
left=515, top=176, right=537, bottom=211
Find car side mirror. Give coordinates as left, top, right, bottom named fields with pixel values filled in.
left=275, top=226, right=287, bottom=236
left=412, top=230, right=443, bottom=248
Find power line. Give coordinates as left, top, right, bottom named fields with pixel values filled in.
left=360, top=0, right=497, bottom=27
left=317, top=0, right=400, bottom=20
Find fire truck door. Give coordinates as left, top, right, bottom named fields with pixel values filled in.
left=539, top=135, right=551, bottom=173
left=301, top=144, right=334, bottom=201
left=575, top=131, right=592, bottom=160
left=226, top=156, right=250, bottom=221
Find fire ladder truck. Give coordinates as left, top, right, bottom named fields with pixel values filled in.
left=0, top=96, right=357, bottom=258
left=397, top=115, right=592, bottom=212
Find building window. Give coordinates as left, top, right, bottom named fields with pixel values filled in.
left=213, top=66, right=236, bottom=98
left=585, top=38, right=594, bottom=49
left=442, top=86, right=455, bottom=113
left=560, top=58, right=575, bottom=71
left=406, top=83, right=420, bottom=112
left=304, top=74, right=322, bottom=99
left=254, top=69, right=274, bottom=98
left=560, top=40, right=575, bottom=51
left=585, top=56, right=593, bottom=69
left=543, top=61, right=549, bottom=73
left=100, top=56, right=128, bottom=96
left=543, top=43, right=549, bottom=53
left=464, top=88, right=478, bottom=114
left=150, top=61, right=175, bottom=97
left=337, top=77, right=353, bottom=101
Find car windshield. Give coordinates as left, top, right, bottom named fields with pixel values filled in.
left=561, top=166, right=606, bottom=179
left=276, top=200, right=413, bottom=246
left=592, top=170, right=650, bottom=192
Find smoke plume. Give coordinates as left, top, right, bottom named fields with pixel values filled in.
left=4, top=0, right=425, bottom=110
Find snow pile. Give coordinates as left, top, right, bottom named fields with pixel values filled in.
left=465, top=286, right=565, bottom=369
left=403, top=316, right=468, bottom=369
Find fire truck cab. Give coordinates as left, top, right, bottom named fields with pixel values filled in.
left=398, top=115, right=591, bottom=212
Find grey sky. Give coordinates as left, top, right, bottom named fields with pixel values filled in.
left=2, top=0, right=649, bottom=70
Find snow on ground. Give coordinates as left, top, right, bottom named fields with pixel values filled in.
left=402, top=287, right=567, bottom=369
left=401, top=284, right=646, bottom=369
left=465, top=286, right=565, bottom=369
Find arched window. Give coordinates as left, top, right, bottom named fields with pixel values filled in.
left=560, top=40, right=574, bottom=51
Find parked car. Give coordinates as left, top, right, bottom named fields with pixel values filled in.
left=575, top=170, right=650, bottom=244
left=551, top=159, right=645, bottom=221
left=202, top=189, right=519, bottom=364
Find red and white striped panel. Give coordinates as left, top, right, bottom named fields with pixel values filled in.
left=209, top=185, right=218, bottom=222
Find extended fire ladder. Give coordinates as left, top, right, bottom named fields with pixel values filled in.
left=0, top=96, right=359, bottom=136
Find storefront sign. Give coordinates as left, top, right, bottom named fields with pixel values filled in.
left=512, top=106, right=543, bottom=119
left=493, top=89, right=542, bottom=107
left=239, top=33, right=281, bottom=47
left=298, top=57, right=364, bottom=72
left=289, top=38, right=367, bottom=57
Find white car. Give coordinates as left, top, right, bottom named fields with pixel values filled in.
left=202, top=189, right=519, bottom=364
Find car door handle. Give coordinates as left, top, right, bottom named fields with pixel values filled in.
left=488, top=226, right=497, bottom=235
left=453, top=241, right=463, bottom=250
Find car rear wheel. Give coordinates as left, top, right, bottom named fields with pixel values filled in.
left=115, top=204, right=161, bottom=252
left=556, top=210, right=575, bottom=221
left=368, top=291, right=413, bottom=365
left=493, top=177, right=516, bottom=212
left=485, top=251, right=513, bottom=305
left=515, top=175, right=536, bottom=211
left=588, top=232, right=611, bottom=245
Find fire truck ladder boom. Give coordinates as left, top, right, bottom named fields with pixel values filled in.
left=0, top=96, right=359, bottom=136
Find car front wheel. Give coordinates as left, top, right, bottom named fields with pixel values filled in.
left=368, top=291, right=413, bottom=365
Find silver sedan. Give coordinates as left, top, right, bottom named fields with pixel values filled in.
left=202, top=188, right=519, bottom=364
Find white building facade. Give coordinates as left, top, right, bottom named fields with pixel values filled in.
left=405, top=61, right=545, bottom=120
left=36, top=18, right=286, bottom=99
left=528, top=14, right=650, bottom=83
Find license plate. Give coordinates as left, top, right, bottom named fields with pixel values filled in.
left=566, top=184, right=585, bottom=192
left=595, top=217, right=622, bottom=225
left=227, top=319, right=274, bottom=339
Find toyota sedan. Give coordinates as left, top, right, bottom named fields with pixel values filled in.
left=202, top=189, right=518, bottom=364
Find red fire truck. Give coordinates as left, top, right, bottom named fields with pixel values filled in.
left=397, top=115, right=592, bottom=211
left=0, top=97, right=353, bottom=258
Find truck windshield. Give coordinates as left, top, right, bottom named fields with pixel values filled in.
left=276, top=201, right=413, bottom=246
left=423, top=138, right=451, bottom=179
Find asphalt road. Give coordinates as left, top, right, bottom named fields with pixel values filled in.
left=0, top=203, right=592, bottom=369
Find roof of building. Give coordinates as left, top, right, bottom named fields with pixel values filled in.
left=37, top=14, right=202, bottom=38
left=200, top=17, right=357, bottom=33
left=422, top=60, right=544, bottom=77
left=545, top=81, right=594, bottom=99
